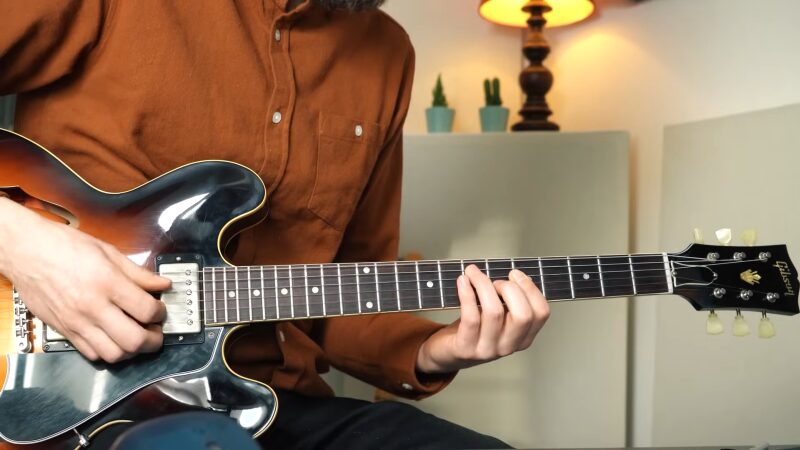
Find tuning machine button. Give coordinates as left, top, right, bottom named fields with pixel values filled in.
left=733, top=310, right=750, bottom=336
left=758, top=312, right=776, bottom=339
left=693, top=228, right=704, bottom=244
left=715, top=228, right=732, bottom=245
left=739, top=289, right=753, bottom=301
left=741, top=229, right=757, bottom=246
left=706, top=310, right=724, bottom=335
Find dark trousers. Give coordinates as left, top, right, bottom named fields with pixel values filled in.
left=258, top=388, right=512, bottom=450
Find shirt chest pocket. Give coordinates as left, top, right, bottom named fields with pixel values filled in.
left=307, top=112, right=383, bottom=232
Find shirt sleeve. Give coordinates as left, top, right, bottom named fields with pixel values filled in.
left=0, top=0, right=111, bottom=94
left=315, top=38, right=457, bottom=400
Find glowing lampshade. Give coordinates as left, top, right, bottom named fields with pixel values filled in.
left=479, top=0, right=595, bottom=28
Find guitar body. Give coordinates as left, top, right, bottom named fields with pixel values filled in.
left=0, top=130, right=276, bottom=448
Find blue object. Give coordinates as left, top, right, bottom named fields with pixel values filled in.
left=111, top=412, right=262, bottom=450
left=426, top=107, right=455, bottom=133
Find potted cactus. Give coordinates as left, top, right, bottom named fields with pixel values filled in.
left=479, top=77, right=509, bottom=132
left=425, top=74, right=455, bottom=133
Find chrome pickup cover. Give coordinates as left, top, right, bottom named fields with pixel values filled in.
left=159, top=263, right=202, bottom=334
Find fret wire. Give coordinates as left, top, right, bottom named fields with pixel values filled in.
left=394, top=261, right=401, bottom=311
left=355, top=264, right=362, bottom=314
left=212, top=267, right=217, bottom=324
left=274, top=265, right=280, bottom=319
left=337, top=263, right=344, bottom=314
left=511, top=257, right=516, bottom=270
left=538, top=257, right=546, bottom=297
left=223, top=268, right=229, bottom=323
left=415, top=260, right=422, bottom=309
left=484, top=258, right=490, bottom=279
left=235, top=268, right=240, bottom=322
left=628, top=255, right=638, bottom=295
left=260, top=266, right=266, bottom=319
left=289, top=265, right=295, bottom=318
left=321, top=264, right=327, bottom=316
left=304, top=264, right=310, bottom=317
left=373, top=262, right=381, bottom=312
left=597, top=256, right=606, bottom=297
left=566, top=257, right=576, bottom=299
left=247, top=267, right=252, bottom=321
left=437, top=260, right=444, bottom=308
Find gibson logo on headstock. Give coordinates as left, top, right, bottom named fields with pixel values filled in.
left=740, top=269, right=761, bottom=285
left=773, top=261, right=796, bottom=296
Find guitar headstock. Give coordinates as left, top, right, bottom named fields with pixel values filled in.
left=670, top=243, right=799, bottom=317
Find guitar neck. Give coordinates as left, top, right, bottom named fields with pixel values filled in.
left=200, top=254, right=673, bottom=326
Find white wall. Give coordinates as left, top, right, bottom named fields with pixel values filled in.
left=385, top=0, right=800, bottom=446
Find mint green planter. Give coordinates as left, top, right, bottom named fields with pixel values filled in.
left=479, top=106, right=509, bottom=132
left=426, top=107, right=455, bottom=133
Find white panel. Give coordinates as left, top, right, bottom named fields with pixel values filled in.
left=657, top=104, right=800, bottom=445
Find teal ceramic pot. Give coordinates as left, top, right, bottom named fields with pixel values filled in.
left=479, top=106, right=509, bottom=132
left=426, top=107, right=455, bottom=133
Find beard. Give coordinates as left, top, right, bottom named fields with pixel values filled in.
left=315, top=0, right=385, bottom=11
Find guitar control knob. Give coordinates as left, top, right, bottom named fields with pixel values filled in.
left=713, top=288, right=726, bottom=299
left=766, top=292, right=780, bottom=303
left=739, top=290, right=753, bottom=301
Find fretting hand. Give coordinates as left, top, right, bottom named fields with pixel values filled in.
left=415, top=265, right=549, bottom=374
left=0, top=198, right=171, bottom=363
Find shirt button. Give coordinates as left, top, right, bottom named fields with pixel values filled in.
left=272, top=111, right=282, bottom=124
left=278, top=330, right=286, bottom=342
left=401, top=382, right=413, bottom=391
left=354, top=124, right=363, bottom=137
left=274, top=29, right=282, bottom=42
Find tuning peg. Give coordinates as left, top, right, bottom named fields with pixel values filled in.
left=732, top=309, right=750, bottom=336
left=692, top=228, right=704, bottom=244
left=706, top=310, right=724, bottom=335
left=741, top=229, right=757, bottom=247
left=715, top=228, right=732, bottom=246
left=758, top=312, right=776, bottom=339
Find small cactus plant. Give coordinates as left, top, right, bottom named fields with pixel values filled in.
left=432, top=74, right=448, bottom=107
left=483, top=77, right=502, bottom=106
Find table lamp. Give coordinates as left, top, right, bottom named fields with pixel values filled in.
left=479, top=0, right=594, bottom=131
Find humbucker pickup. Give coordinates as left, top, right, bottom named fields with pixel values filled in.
left=159, top=262, right=202, bottom=334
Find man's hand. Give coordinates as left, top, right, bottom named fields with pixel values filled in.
left=416, top=265, right=550, bottom=374
left=0, top=198, right=170, bottom=363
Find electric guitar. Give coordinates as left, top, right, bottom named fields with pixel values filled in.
left=0, top=128, right=797, bottom=449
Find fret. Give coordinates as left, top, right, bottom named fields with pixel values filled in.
left=632, top=254, right=671, bottom=294
left=306, top=265, right=324, bottom=317
left=395, top=262, right=402, bottom=311
left=246, top=267, right=253, bottom=321
left=339, top=264, right=359, bottom=315
left=211, top=268, right=218, bottom=323
left=222, top=268, right=229, bottom=323
left=440, top=260, right=463, bottom=308
left=377, top=263, right=399, bottom=312
left=322, top=264, right=342, bottom=316
left=415, top=261, right=422, bottom=309
left=512, top=258, right=542, bottom=287
left=599, top=256, right=635, bottom=296
left=260, top=266, right=277, bottom=321
left=418, top=261, right=441, bottom=309
left=541, top=258, right=572, bottom=300
left=374, top=263, right=381, bottom=312
left=397, top=262, right=419, bottom=311
left=463, top=259, right=486, bottom=276
left=320, top=264, right=326, bottom=316
left=596, top=256, right=606, bottom=297
left=234, top=268, right=241, bottom=322
left=511, top=258, right=516, bottom=270
left=337, top=264, right=346, bottom=314
left=437, top=261, right=444, bottom=308
left=628, top=256, right=637, bottom=295
left=289, top=265, right=307, bottom=318
left=538, top=257, right=545, bottom=297
left=569, top=257, right=603, bottom=299
left=275, top=265, right=292, bottom=319
left=485, top=258, right=491, bottom=279
left=566, top=257, right=576, bottom=298
left=273, top=266, right=280, bottom=319
left=487, top=259, right=512, bottom=281
left=356, top=263, right=378, bottom=312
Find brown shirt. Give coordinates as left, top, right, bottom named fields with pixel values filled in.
left=0, top=0, right=453, bottom=399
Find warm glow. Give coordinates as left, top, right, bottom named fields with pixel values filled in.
left=479, top=0, right=595, bottom=28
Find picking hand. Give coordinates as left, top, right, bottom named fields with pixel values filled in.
left=0, top=198, right=170, bottom=363
left=416, top=265, right=549, bottom=374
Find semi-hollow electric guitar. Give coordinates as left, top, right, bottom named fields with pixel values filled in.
left=0, top=128, right=797, bottom=448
